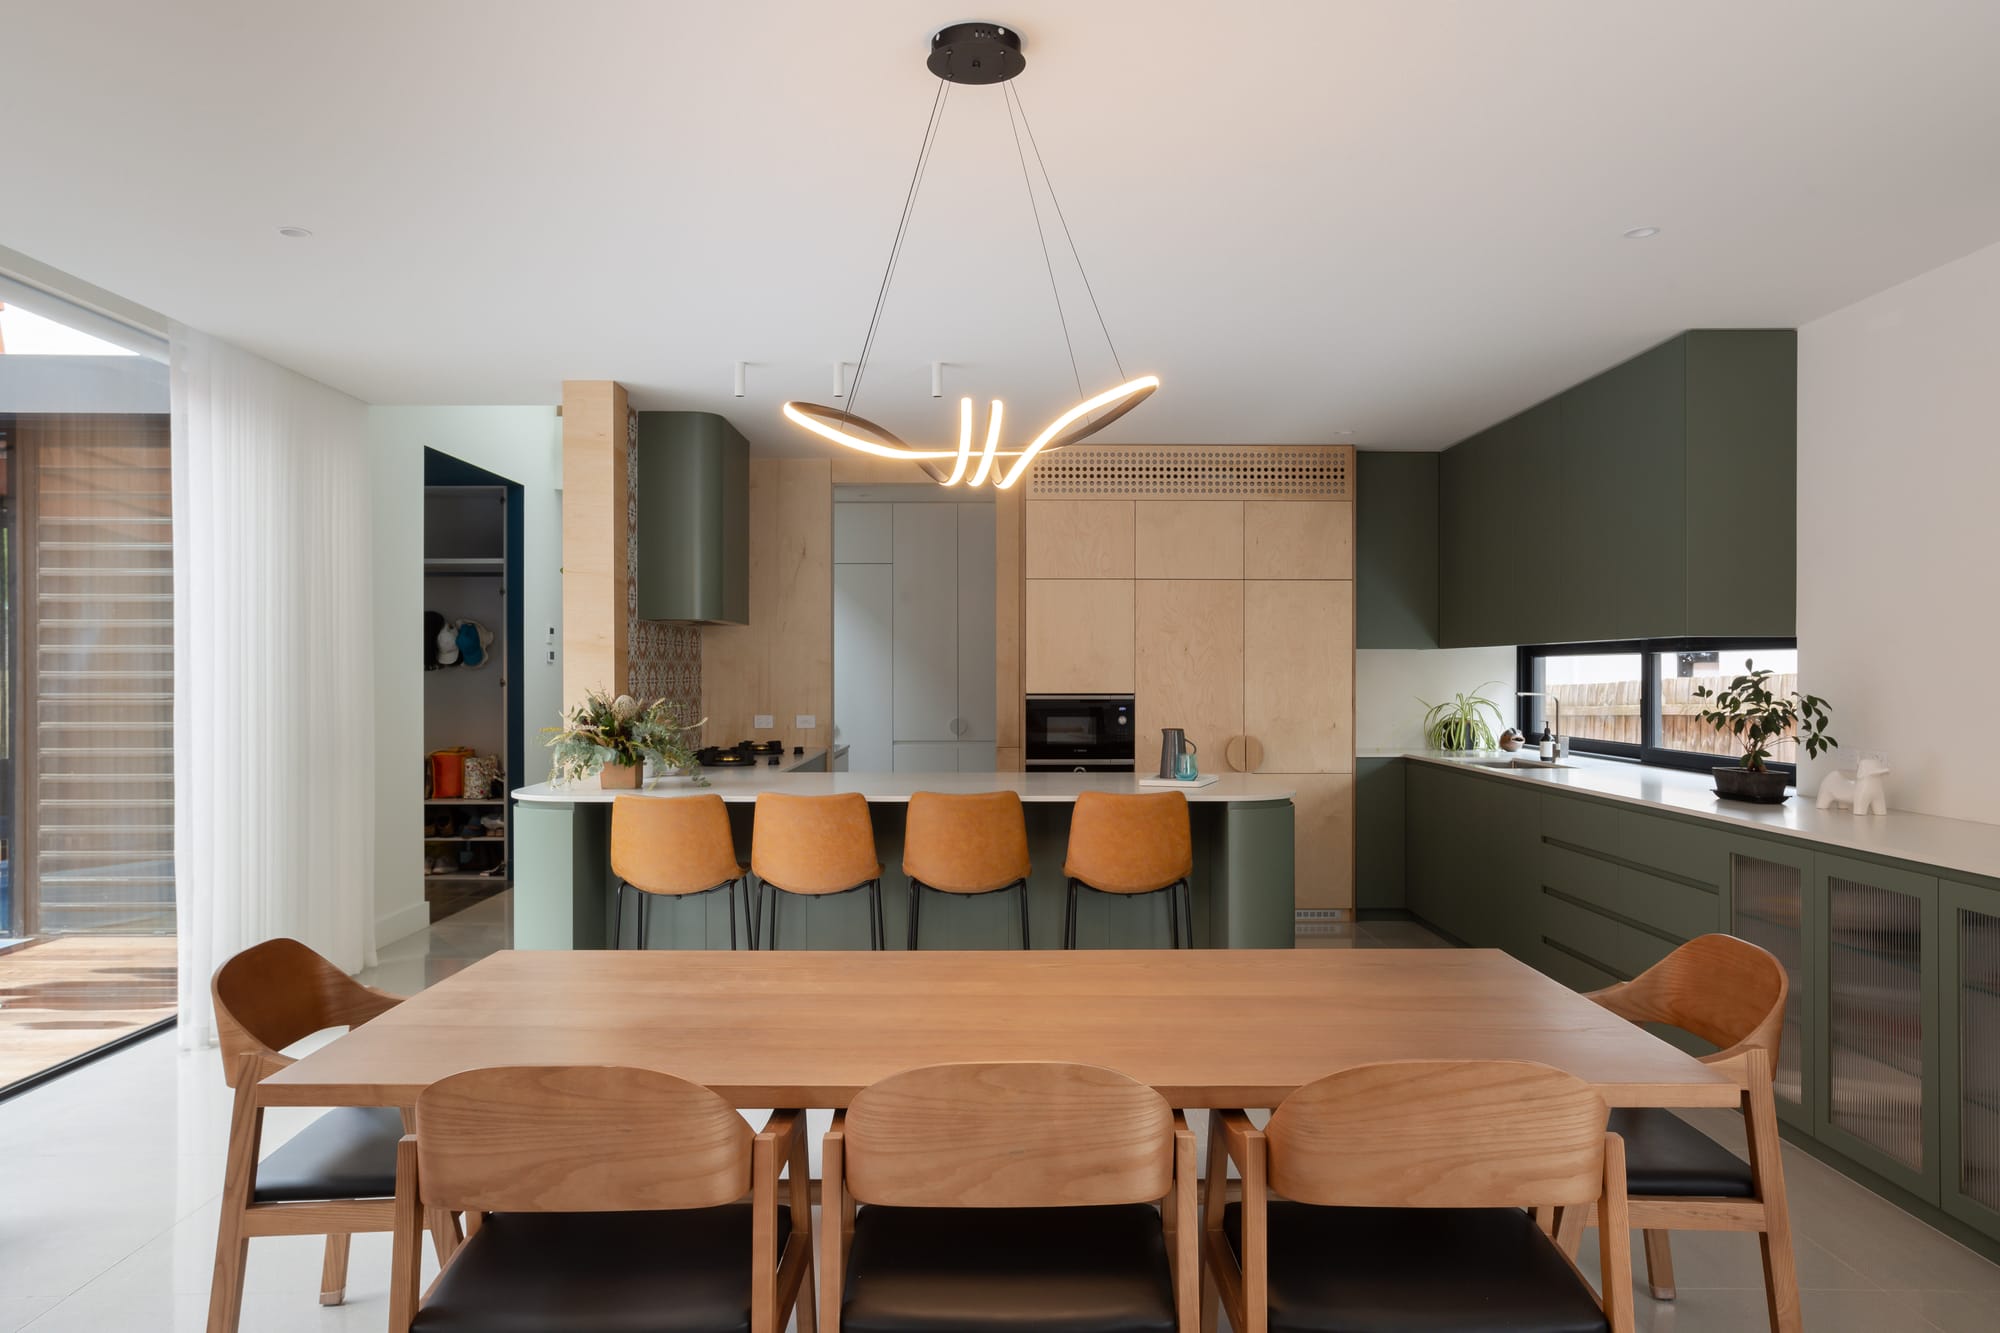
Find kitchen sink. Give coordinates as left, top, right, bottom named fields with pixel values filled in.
left=1467, top=756, right=1573, bottom=770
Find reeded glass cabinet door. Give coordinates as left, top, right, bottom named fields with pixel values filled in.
left=1942, top=881, right=2000, bottom=1240
left=1730, top=842, right=1816, bottom=1128
left=1813, top=853, right=1939, bottom=1201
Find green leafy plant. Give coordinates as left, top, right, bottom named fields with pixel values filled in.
left=1693, top=662, right=1835, bottom=772
left=1419, top=683, right=1506, bottom=751
left=545, top=690, right=707, bottom=785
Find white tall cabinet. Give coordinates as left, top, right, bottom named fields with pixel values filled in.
left=834, top=492, right=996, bottom=773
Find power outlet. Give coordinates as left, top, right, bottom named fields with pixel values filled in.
left=753, top=714, right=775, bottom=730
left=794, top=714, right=817, bottom=730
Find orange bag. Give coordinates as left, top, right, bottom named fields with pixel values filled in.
left=428, top=747, right=475, bottom=799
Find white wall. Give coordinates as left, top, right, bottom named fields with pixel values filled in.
left=368, top=407, right=562, bottom=944
left=1798, top=238, right=2000, bottom=824
left=1355, top=646, right=1518, bottom=752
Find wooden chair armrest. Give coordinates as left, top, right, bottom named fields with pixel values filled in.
left=1214, top=1108, right=1263, bottom=1173
left=757, top=1109, right=804, bottom=1157
left=1697, top=1046, right=1757, bottom=1088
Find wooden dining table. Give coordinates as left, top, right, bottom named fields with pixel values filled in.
left=261, top=947, right=1738, bottom=1111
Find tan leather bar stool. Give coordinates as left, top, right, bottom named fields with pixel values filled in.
left=1062, top=790, right=1195, bottom=949
left=751, top=792, right=886, bottom=949
left=610, top=795, right=750, bottom=949
left=903, top=791, right=1034, bottom=950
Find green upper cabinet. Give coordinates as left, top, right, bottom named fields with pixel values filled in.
left=1357, top=452, right=1440, bottom=648
left=1437, top=330, right=1795, bottom=647
left=1685, top=330, right=1797, bottom=636
left=635, top=411, right=750, bottom=624
left=1560, top=337, right=1687, bottom=642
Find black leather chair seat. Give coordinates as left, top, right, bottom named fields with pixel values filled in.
left=841, top=1203, right=1177, bottom=1333
left=1608, top=1107, right=1756, bottom=1198
left=1223, top=1201, right=1608, bottom=1333
left=412, top=1205, right=789, bottom=1333
left=252, top=1106, right=404, bottom=1203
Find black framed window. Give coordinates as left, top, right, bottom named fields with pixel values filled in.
left=1517, top=639, right=1801, bottom=775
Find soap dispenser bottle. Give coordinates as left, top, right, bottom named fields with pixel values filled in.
left=1538, top=725, right=1556, bottom=763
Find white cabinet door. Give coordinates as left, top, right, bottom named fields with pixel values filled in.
left=893, top=504, right=959, bottom=742
left=834, top=501, right=893, bottom=563
left=893, top=741, right=962, bottom=773
left=956, top=503, right=997, bottom=743
left=955, top=742, right=999, bottom=772
left=833, top=563, right=894, bottom=773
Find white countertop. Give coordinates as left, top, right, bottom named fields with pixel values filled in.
left=515, top=764, right=1298, bottom=806
left=1374, top=748, right=2000, bottom=883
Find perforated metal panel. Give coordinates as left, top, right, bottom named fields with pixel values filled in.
left=1026, top=446, right=1352, bottom=500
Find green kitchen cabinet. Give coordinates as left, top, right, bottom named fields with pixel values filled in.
left=1558, top=337, right=1687, bottom=642
left=1438, top=428, right=1510, bottom=647
left=1940, top=879, right=2000, bottom=1241
left=1404, top=764, right=1537, bottom=957
left=1354, top=757, right=1407, bottom=911
left=1813, top=852, right=1941, bottom=1203
left=1685, top=330, right=1798, bottom=637
left=1356, top=452, right=1440, bottom=649
left=1728, top=835, right=1820, bottom=1131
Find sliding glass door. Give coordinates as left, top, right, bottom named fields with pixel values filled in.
left=0, top=291, right=174, bottom=1089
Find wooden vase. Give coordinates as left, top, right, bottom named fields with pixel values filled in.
left=598, top=761, right=642, bottom=790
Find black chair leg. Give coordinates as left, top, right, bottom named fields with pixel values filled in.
left=613, top=881, right=626, bottom=950
left=767, top=889, right=781, bottom=950
left=872, top=880, right=886, bottom=950
left=1018, top=880, right=1032, bottom=950
left=1065, top=880, right=1078, bottom=949
left=728, top=880, right=740, bottom=950
left=908, top=882, right=922, bottom=951
left=1180, top=879, right=1194, bottom=949
left=1168, top=885, right=1181, bottom=949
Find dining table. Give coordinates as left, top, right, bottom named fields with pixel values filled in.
left=260, top=947, right=1739, bottom=1111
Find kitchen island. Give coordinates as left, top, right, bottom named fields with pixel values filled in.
left=511, top=759, right=1297, bottom=951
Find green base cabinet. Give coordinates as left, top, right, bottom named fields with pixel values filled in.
left=1941, top=880, right=2000, bottom=1237
left=1728, top=837, right=1819, bottom=1131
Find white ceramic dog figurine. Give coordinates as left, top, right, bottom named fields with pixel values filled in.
left=1816, top=756, right=1890, bottom=815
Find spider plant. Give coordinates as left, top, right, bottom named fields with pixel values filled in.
left=1419, top=684, right=1506, bottom=751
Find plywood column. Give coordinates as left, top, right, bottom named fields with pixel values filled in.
left=560, top=380, right=629, bottom=710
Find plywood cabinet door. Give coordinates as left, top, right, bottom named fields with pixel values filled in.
left=1243, top=579, right=1353, bottom=773
left=1135, top=580, right=1243, bottom=776
left=1244, top=501, right=1353, bottom=580
left=1024, top=579, right=1135, bottom=694
left=1290, top=773, right=1355, bottom=913
left=1135, top=501, right=1243, bottom=579
left=1025, top=501, right=1135, bottom=578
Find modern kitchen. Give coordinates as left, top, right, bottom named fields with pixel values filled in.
left=5, top=5, right=2000, bottom=1332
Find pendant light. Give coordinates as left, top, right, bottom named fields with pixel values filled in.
left=781, top=21, right=1158, bottom=488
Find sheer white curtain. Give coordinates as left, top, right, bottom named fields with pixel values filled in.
left=172, top=324, right=377, bottom=1047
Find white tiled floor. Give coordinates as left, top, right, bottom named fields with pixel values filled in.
left=3, top=902, right=1997, bottom=1330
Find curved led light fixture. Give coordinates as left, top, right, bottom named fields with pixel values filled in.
left=782, top=21, right=1156, bottom=489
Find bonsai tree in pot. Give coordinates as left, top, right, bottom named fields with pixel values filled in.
left=1693, top=662, right=1835, bottom=804
left=546, top=690, right=706, bottom=789
left=1419, top=683, right=1505, bottom=751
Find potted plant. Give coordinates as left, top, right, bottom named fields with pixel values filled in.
left=1693, top=663, right=1835, bottom=804
left=546, top=690, right=707, bottom=789
left=1419, top=684, right=1505, bottom=751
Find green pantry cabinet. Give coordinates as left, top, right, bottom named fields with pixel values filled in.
left=1404, top=760, right=2000, bottom=1254
left=1438, top=330, right=1796, bottom=646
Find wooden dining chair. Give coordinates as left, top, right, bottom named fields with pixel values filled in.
left=1206, top=1060, right=1634, bottom=1333
left=208, top=937, right=453, bottom=1333
left=823, top=1061, right=1198, bottom=1333
left=611, top=794, right=752, bottom=949
left=1566, top=932, right=1801, bottom=1332
left=1063, top=790, right=1195, bottom=949
left=387, top=1065, right=814, bottom=1333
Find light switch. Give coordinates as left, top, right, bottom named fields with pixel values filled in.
left=794, top=714, right=817, bottom=730
left=753, top=714, right=775, bottom=730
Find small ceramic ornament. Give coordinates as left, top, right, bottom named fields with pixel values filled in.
left=1816, top=754, right=1890, bottom=816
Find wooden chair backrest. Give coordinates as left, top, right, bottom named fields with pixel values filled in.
left=1598, top=933, right=1788, bottom=1062
left=1266, top=1061, right=1608, bottom=1209
left=211, top=937, right=398, bottom=1086
left=843, top=1062, right=1174, bottom=1208
left=414, top=1066, right=752, bottom=1213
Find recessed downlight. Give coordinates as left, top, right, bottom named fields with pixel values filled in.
left=1623, top=226, right=1662, bottom=240
left=277, top=225, right=313, bottom=239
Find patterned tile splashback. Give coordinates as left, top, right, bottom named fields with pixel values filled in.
left=626, top=409, right=703, bottom=731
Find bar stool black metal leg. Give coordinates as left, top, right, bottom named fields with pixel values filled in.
left=908, top=882, right=922, bottom=950
left=1065, top=879, right=1078, bottom=949
left=613, top=881, right=626, bottom=950
left=767, top=889, right=781, bottom=950
left=1180, top=879, right=1194, bottom=948
left=872, top=879, right=886, bottom=950
left=728, top=880, right=740, bottom=950
left=1168, top=885, right=1181, bottom=949
left=1018, top=880, right=1031, bottom=949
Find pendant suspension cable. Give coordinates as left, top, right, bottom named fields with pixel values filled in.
left=1006, top=82, right=1126, bottom=381
left=846, top=80, right=951, bottom=418
left=1003, top=78, right=1087, bottom=409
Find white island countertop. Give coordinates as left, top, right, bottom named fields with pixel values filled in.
left=1375, top=748, right=2000, bottom=884
left=515, top=765, right=1298, bottom=806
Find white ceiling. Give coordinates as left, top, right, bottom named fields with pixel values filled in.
left=5, top=1, right=2000, bottom=452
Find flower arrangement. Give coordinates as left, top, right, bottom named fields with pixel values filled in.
left=545, top=690, right=706, bottom=787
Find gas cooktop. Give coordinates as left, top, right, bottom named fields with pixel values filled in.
left=695, top=740, right=787, bottom=769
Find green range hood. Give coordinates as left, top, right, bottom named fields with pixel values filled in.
left=634, top=411, right=749, bottom=624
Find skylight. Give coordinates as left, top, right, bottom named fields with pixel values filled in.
left=0, top=301, right=137, bottom=355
